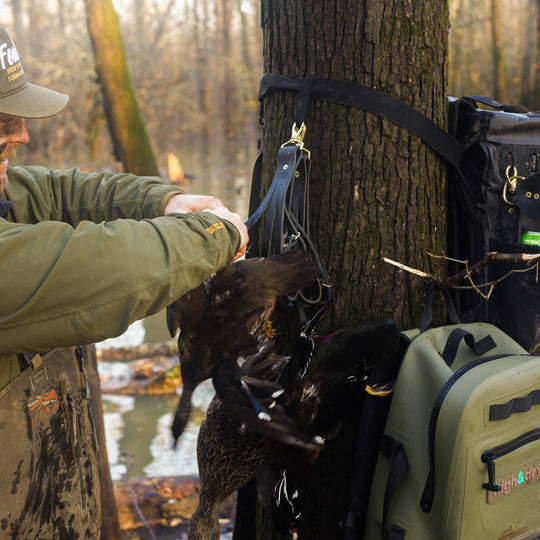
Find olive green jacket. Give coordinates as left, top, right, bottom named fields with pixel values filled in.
left=0, top=166, right=240, bottom=388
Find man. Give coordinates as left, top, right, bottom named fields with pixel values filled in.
left=0, top=27, right=248, bottom=537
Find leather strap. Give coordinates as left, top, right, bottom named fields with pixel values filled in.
left=246, top=144, right=332, bottom=306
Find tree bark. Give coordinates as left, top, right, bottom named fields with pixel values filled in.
left=254, top=1, right=450, bottom=538
left=84, top=0, right=160, bottom=176
left=491, top=0, right=507, bottom=103
left=84, top=345, right=121, bottom=539
left=533, top=0, right=540, bottom=110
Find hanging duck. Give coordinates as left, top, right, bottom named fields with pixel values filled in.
left=166, top=249, right=320, bottom=447
left=188, top=317, right=403, bottom=540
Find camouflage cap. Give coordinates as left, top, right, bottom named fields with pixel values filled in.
left=0, top=28, right=68, bottom=118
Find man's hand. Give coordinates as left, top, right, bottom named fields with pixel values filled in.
left=164, top=194, right=248, bottom=261
left=0, top=159, right=9, bottom=191
left=164, top=193, right=225, bottom=214
left=205, top=207, right=248, bottom=261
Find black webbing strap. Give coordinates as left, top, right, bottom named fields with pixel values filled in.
left=420, top=282, right=461, bottom=333
left=341, top=334, right=408, bottom=540
left=380, top=435, right=409, bottom=540
left=0, top=199, right=12, bottom=219
left=259, top=73, right=466, bottom=167
left=490, top=389, right=540, bottom=421
left=440, top=327, right=496, bottom=367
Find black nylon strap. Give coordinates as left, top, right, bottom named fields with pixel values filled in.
left=440, top=328, right=496, bottom=367
left=420, top=282, right=436, bottom=332
left=0, top=199, right=12, bottom=219
left=490, top=389, right=540, bottom=421
left=259, top=73, right=465, bottom=167
left=461, top=95, right=529, bottom=113
left=380, top=435, right=409, bottom=540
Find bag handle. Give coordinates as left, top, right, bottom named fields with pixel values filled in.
left=440, top=327, right=496, bottom=367
left=461, top=95, right=529, bottom=113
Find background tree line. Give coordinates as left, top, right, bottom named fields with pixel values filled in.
left=3, top=0, right=263, bottom=199
left=1, top=0, right=539, bottom=197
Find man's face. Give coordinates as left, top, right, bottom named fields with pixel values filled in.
left=0, top=114, right=28, bottom=191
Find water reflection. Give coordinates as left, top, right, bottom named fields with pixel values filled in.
left=98, top=154, right=253, bottom=482
left=101, top=379, right=215, bottom=480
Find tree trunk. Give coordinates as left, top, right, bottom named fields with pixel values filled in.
left=84, top=0, right=159, bottom=176
left=220, top=0, right=238, bottom=144
left=254, top=1, right=450, bottom=538
left=519, top=0, right=536, bottom=107
left=9, top=0, right=24, bottom=45
left=533, top=0, right=540, bottom=110
left=193, top=0, right=212, bottom=154
left=491, top=0, right=507, bottom=102
left=84, top=345, right=121, bottom=539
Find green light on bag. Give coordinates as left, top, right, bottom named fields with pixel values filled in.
left=520, top=231, right=540, bottom=246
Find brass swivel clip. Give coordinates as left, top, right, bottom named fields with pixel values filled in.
left=502, top=165, right=524, bottom=205
left=281, top=122, right=310, bottom=158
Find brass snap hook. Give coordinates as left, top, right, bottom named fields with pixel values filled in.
left=502, top=165, right=524, bottom=205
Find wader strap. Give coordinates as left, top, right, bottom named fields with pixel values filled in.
left=0, top=198, right=11, bottom=219
left=341, top=334, right=408, bottom=540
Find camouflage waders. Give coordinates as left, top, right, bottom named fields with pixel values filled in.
left=0, top=346, right=101, bottom=538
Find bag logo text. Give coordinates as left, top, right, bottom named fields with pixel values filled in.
left=487, top=461, right=540, bottom=503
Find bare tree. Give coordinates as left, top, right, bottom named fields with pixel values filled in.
left=84, top=0, right=159, bottom=176
left=253, top=0, right=450, bottom=537
left=491, top=0, right=507, bottom=102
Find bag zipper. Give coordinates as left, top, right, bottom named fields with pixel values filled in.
left=481, top=428, right=540, bottom=492
left=420, top=353, right=516, bottom=513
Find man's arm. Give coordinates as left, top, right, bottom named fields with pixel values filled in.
left=5, top=165, right=183, bottom=224
left=0, top=210, right=240, bottom=354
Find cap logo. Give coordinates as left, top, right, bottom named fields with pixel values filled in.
left=0, top=41, right=23, bottom=83
left=0, top=28, right=68, bottom=117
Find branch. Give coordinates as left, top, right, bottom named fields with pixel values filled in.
left=384, top=252, right=540, bottom=301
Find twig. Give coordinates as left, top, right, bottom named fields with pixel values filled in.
left=121, top=452, right=157, bottom=540
left=382, top=258, right=438, bottom=280
left=384, top=251, right=540, bottom=301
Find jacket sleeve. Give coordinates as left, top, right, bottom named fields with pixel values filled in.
left=0, top=167, right=241, bottom=353
left=4, top=165, right=183, bottom=223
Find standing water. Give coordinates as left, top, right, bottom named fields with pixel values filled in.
left=97, top=152, right=253, bottom=537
